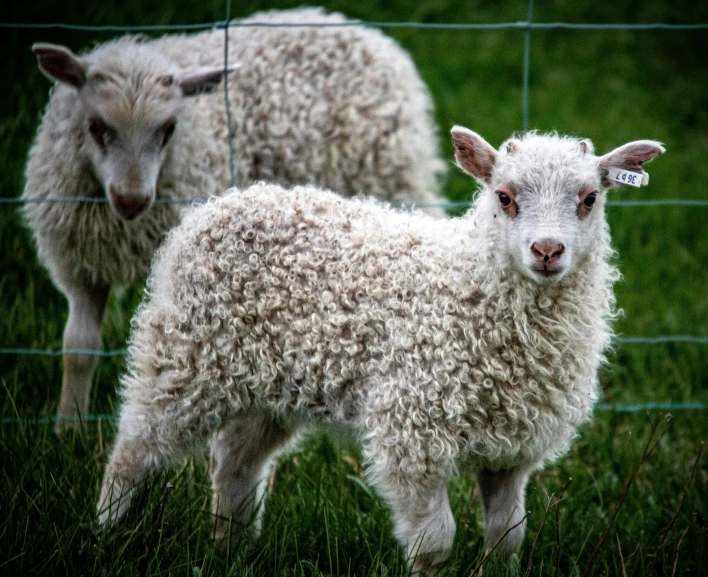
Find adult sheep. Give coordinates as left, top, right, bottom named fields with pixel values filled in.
left=22, top=8, right=446, bottom=432
left=96, top=126, right=664, bottom=572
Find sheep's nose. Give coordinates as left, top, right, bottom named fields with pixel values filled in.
left=531, top=240, right=565, bottom=263
left=108, top=186, right=151, bottom=220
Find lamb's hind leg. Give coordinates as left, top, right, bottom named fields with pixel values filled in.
left=476, top=465, right=531, bottom=558
left=97, top=396, right=220, bottom=526
left=210, top=413, right=292, bottom=551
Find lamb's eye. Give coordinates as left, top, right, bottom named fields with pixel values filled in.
left=88, top=118, right=107, bottom=146
left=496, top=191, right=512, bottom=207
left=161, top=120, right=176, bottom=146
left=583, top=192, right=597, bottom=207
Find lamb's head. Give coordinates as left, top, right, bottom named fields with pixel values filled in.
left=33, top=41, right=238, bottom=221
left=451, top=126, right=665, bottom=283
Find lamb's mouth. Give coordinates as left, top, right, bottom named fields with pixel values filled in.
left=529, top=265, right=565, bottom=279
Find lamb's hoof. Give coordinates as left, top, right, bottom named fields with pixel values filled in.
left=412, top=550, right=449, bottom=576
left=97, top=484, right=133, bottom=527
left=53, top=415, right=85, bottom=437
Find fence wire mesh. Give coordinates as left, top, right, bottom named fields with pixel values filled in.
left=2, top=0, right=707, bottom=421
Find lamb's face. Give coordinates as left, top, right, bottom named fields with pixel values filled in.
left=488, top=137, right=603, bottom=283
left=451, top=126, right=665, bottom=284
left=33, top=42, right=234, bottom=221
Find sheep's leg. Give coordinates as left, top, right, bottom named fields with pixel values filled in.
left=210, top=413, right=292, bottom=551
left=97, top=398, right=215, bottom=526
left=56, top=282, right=110, bottom=435
left=391, top=482, right=455, bottom=573
left=476, top=466, right=531, bottom=558
left=367, top=464, right=455, bottom=574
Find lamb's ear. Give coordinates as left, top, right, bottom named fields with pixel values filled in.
left=177, top=63, right=242, bottom=96
left=598, top=140, right=665, bottom=188
left=451, top=125, right=497, bottom=184
left=33, top=43, right=86, bottom=88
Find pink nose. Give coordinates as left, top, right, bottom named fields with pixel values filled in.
left=531, top=240, right=565, bottom=264
left=108, top=185, right=150, bottom=220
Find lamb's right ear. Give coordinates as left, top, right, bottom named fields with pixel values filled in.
left=33, top=43, right=86, bottom=88
left=177, top=63, right=242, bottom=96
left=451, top=125, right=497, bottom=184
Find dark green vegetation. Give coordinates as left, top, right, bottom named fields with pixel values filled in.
left=1, top=1, right=707, bottom=575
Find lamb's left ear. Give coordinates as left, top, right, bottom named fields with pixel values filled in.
left=175, top=63, right=242, bottom=96
left=451, top=125, right=497, bottom=184
left=598, top=140, right=665, bottom=188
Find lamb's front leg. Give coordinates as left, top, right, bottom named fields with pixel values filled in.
left=372, top=472, right=456, bottom=574
left=364, top=432, right=456, bottom=575
left=56, top=282, right=110, bottom=435
left=476, top=465, right=531, bottom=558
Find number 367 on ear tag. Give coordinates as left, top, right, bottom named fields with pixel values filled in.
left=607, top=167, right=650, bottom=187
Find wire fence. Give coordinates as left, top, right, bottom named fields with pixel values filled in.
left=4, top=197, right=708, bottom=208
left=2, top=0, right=707, bottom=420
left=4, top=400, right=707, bottom=426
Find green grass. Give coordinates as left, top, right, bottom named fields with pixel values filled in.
left=1, top=0, right=707, bottom=575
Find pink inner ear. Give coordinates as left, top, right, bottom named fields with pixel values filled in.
left=34, top=47, right=86, bottom=88
left=452, top=130, right=496, bottom=182
left=601, top=141, right=665, bottom=172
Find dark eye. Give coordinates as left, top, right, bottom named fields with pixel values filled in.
left=161, top=120, right=176, bottom=146
left=496, top=191, right=512, bottom=206
left=583, top=192, right=597, bottom=207
left=88, top=118, right=107, bottom=147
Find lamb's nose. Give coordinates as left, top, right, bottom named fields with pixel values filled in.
left=531, top=240, right=565, bottom=263
left=109, top=185, right=151, bottom=220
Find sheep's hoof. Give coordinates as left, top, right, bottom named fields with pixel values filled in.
left=411, top=551, right=449, bottom=576
left=97, top=488, right=132, bottom=528
left=53, top=416, right=86, bottom=437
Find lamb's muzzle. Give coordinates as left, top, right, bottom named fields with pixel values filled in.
left=107, top=185, right=153, bottom=220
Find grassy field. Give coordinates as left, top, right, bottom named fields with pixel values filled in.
left=1, top=0, right=707, bottom=575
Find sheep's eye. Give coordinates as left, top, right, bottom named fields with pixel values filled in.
left=584, top=192, right=597, bottom=207
left=161, top=120, right=176, bottom=147
left=88, top=118, right=107, bottom=146
left=496, top=191, right=512, bottom=207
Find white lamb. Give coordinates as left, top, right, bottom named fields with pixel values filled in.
left=97, top=126, right=664, bottom=572
left=21, top=7, right=445, bottom=433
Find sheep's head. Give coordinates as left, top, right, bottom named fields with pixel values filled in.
left=33, top=42, right=239, bottom=221
left=451, top=126, right=664, bottom=283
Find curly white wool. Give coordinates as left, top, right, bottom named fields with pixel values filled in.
left=98, top=129, right=664, bottom=572
left=21, top=7, right=445, bottom=429
left=128, top=181, right=607, bottom=470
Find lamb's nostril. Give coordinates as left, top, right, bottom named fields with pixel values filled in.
left=108, top=187, right=150, bottom=219
left=121, top=197, right=149, bottom=219
left=531, top=240, right=565, bottom=263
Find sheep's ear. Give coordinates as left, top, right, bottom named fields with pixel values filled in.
left=598, top=140, right=665, bottom=188
left=33, top=43, right=86, bottom=88
left=451, top=125, right=497, bottom=184
left=177, top=63, right=242, bottom=96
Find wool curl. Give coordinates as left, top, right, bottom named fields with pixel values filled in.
left=22, top=7, right=446, bottom=291
left=119, top=172, right=617, bottom=495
